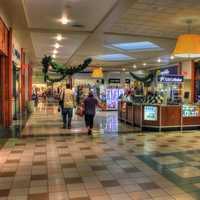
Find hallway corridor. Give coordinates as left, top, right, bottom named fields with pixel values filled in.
left=0, top=103, right=200, bottom=200
left=22, top=102, right=137, bottom=137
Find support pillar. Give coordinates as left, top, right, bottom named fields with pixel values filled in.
left=5, top=29, right=13, bottom=127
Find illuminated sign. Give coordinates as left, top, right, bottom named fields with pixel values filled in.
left=144, top=106, right=157, bottom=121
left=157, top=75, right=184, bottom=83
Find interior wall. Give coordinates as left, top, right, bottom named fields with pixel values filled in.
left=0, top=5, right=11, bottom=28
left=183, top=79, right=191, bottom=102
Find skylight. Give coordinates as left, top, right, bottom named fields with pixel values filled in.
left=94, top=54, right=135, bottom=61
left=109, top=41, right=162, bottom=52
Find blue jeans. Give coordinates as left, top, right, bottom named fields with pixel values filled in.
left=62, top=108, right=73, bottom=128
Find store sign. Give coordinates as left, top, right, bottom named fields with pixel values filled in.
left=182, top=105, right=200, bottom=117
left=157, top=75, right=184, bottom=83
left=125, top=79, right=130, bottom=84
left=144, top=106, right=157, bottom=121
left=160, top=66, right=178, bottom=75
left=108, top=78, right=120, bottom=84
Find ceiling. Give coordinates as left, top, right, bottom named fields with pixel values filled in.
left=3, top=0, right=200, bottom=76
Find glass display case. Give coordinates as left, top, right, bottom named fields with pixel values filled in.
left=182, top=105, right=200, bottom=117
left=106, top=88, right=124, bottom=110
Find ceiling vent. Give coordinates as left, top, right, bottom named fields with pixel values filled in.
left=71, top=23, right=85, bottom=28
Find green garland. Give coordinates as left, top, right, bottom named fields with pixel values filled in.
left=41, top=55, right=92, bottom=83
left=130, top=71, right=156, bottom=87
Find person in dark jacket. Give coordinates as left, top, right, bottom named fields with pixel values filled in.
left=83, top=91, right=101, bottom=135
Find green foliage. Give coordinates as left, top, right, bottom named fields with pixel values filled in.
left=41, top=55, right=92, bottom=83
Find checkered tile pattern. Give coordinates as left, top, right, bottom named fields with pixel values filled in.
left=0, top=103, right=199, bottom=200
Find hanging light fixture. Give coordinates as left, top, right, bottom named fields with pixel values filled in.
left=91, top=68, right=104, bottom=78
left=173, top=20, right=200, bottom=58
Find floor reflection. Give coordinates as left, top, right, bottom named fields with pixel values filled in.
left=22, top=102, right=138, bottom=137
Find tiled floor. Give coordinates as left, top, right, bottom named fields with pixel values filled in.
left=0, top=102, right=200, bottom=199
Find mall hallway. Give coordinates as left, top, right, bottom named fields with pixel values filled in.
left=22, top=102, right=138, bottom=137
left=0, top=103, right=200, bottom=200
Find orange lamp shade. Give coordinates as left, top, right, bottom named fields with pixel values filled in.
left=91, top=68, right=103, bottom=78
left=173, top=34, right=200, bottom=58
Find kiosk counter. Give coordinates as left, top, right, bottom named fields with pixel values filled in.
left=118, top=101, right=200, bottom=131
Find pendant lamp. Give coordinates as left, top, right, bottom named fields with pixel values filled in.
left=173, top=20, right=200, bottom=58
left=91, top=68, right=103, bottom=78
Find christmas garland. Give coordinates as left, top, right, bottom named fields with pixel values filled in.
left=41, top=55, right=92, bottom=83
left=130, top=71, right=156, bottom=87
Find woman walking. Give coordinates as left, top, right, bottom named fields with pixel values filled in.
left=83, top=91, right=102, bottom=135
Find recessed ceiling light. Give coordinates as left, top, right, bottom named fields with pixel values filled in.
left=52, top=54, right=56, bottom=59
left=143, top=63, right=147, bottom=66
left=60, top=16, right=71, bottom=25
left=170, top=55, right=174, bottom=60
left=133, top=64, right=137, bottom=69
left=157, top=58, right=161, bottom=63
left=56, top=34, right=63, bottom=41
left=53, top=49, right=58, bottom=54
left=55, top=43, right=60, bottom=49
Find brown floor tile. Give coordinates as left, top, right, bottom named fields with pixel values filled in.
left=112, top=156, right=126, bottom=161
left=104, top=148, right=113, bottom=152
left=85, top=155, right=97, bottom=159
left=62, top=163, right=76, bottom=168
left=80, top=147, right=91, bottom=150
left=28, top=193, right=49, bottom=200
left=59, top=153, right=71, bottom=157
left=6, top=159, right=20, bottom=163
left=101, top=180, right=119, bottom=187
left=11, top=150, right=24, bottom=154
left=33, top=161, right=47, bottom=166
left=0, top=172, right=16, bottom=177
left=123, top=167, right=140, bottom=173
left=34, top=152, right=46, bottom=155
left=31, top=174, right=48, bottom=181
left=91, top=165, right=107, bottom=171
left=65, top=177, right=83, bottom=184
left=139, top=182, right=160, bottom=190
left=35, top=144, right=46, bottom=147
left=15, top=143, right=26, bottom=146
left=0, top=189, right=10, bottom=197
left=57, top=146, right=68, bottom=149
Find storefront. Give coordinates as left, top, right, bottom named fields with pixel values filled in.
left=0, top=17, right=12, bottom=129
left=118, top=63, right=200, bottom=131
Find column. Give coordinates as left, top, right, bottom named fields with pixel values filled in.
left=5, top=29, right=13, bottom=126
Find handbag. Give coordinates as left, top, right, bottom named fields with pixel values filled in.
left=75, top=106, right=85, bottom=117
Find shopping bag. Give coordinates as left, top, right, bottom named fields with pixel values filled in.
left=75, top=106, right=85, bottom=117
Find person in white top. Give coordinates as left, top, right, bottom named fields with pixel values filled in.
left=60, top=84, right=75, bottom=129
